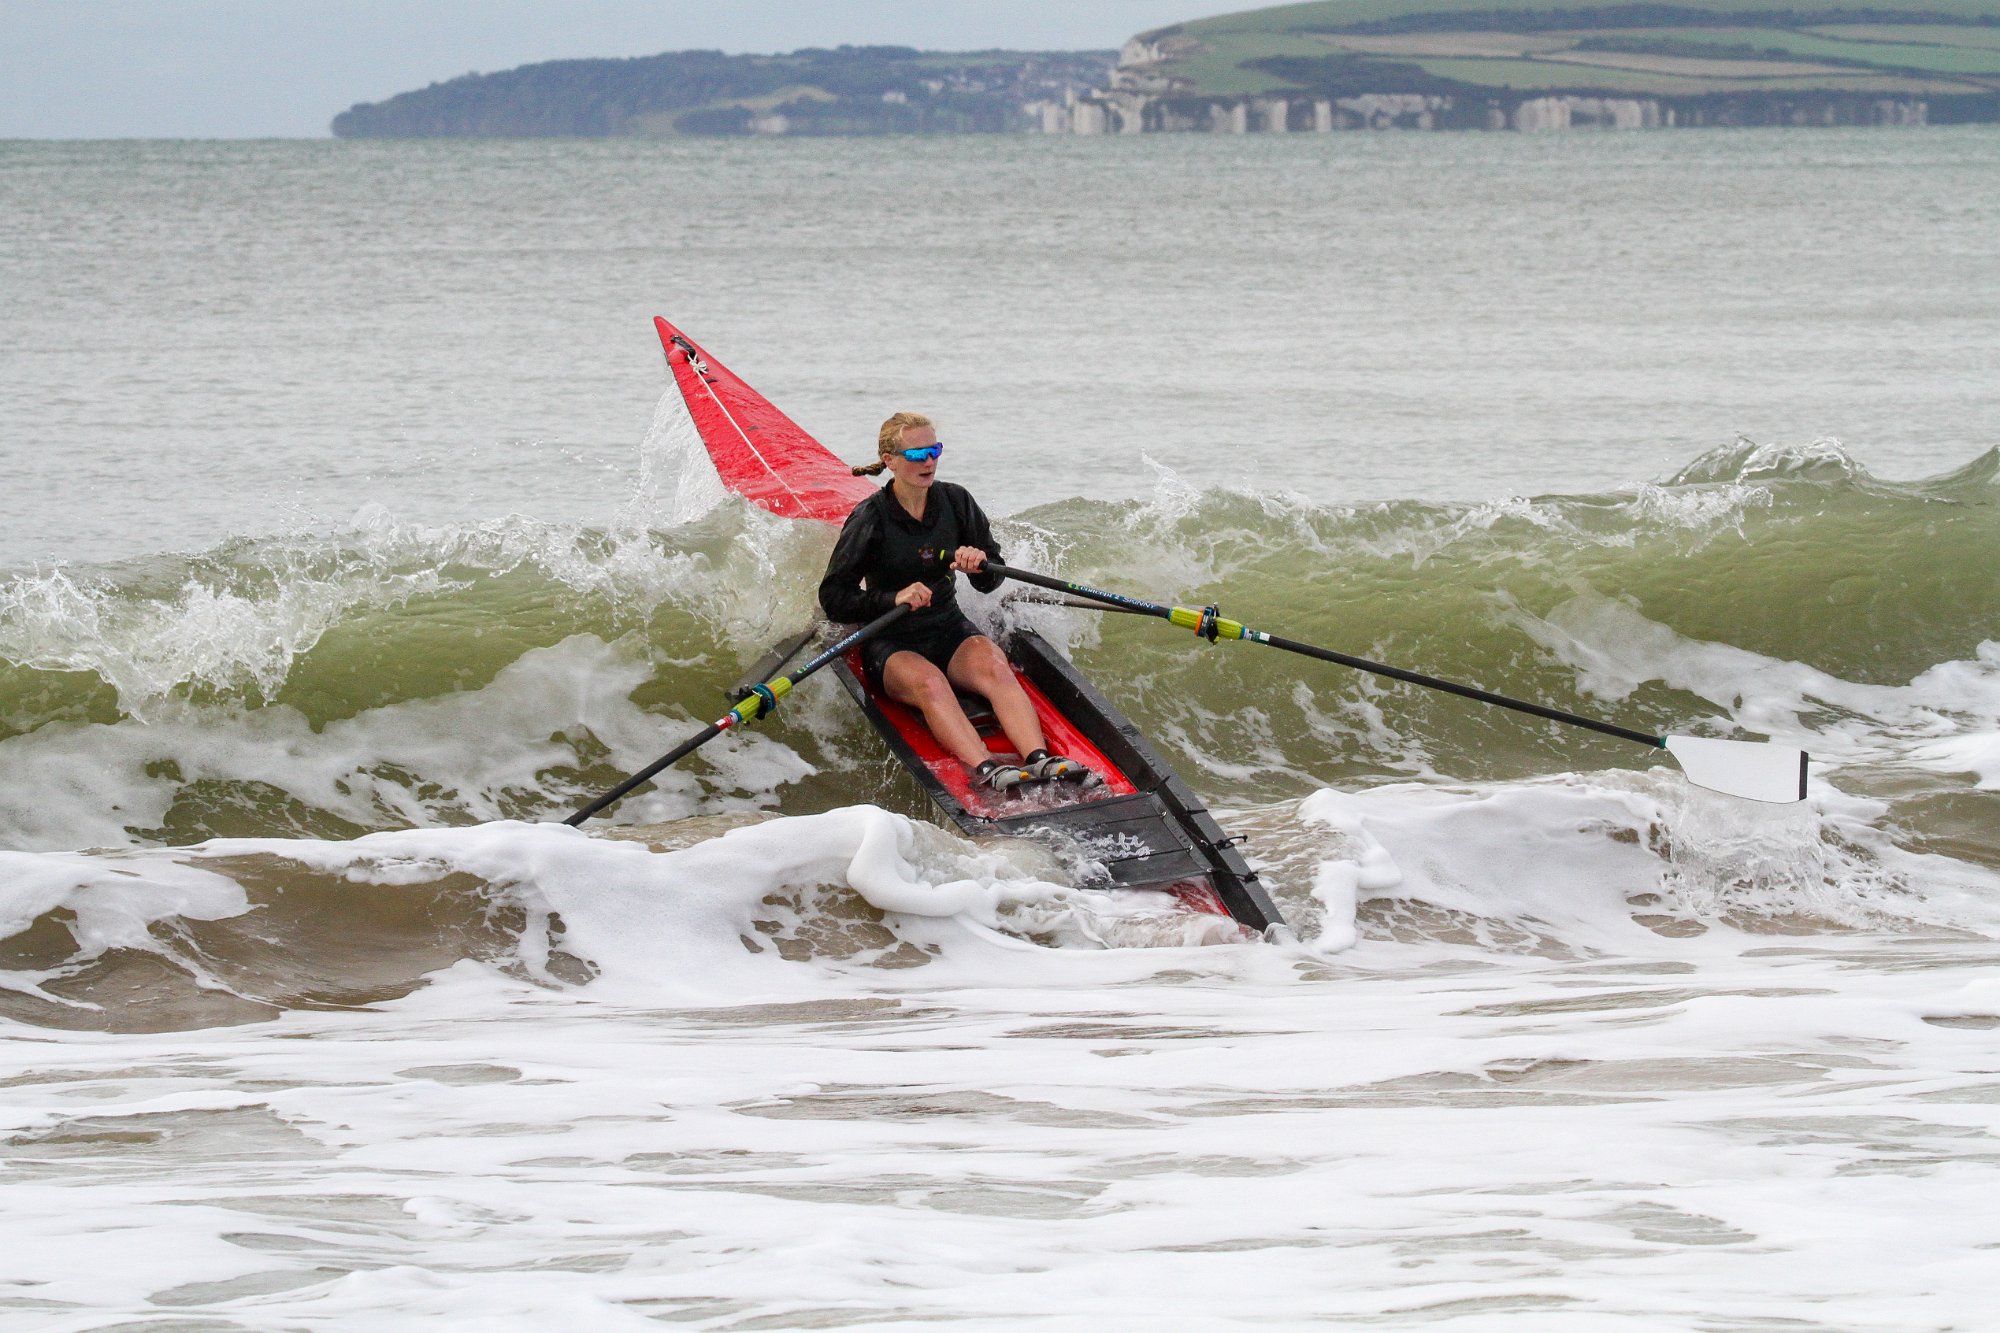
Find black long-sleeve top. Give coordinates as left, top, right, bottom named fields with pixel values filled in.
left=818, top=480, right=1003, bottom=629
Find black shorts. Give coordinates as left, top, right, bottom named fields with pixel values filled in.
left=862, top=611, right=981, bottom=691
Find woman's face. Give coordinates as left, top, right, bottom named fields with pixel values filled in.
left=885, top=425, right=939, bottom=490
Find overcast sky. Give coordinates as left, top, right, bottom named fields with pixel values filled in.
left=0, top=1, right=1215, bottom=139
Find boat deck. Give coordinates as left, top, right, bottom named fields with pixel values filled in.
left=833, top=627, right=1282, bottom=931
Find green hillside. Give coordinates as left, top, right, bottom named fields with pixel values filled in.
left=1132, top=0, right=2000, bottom=103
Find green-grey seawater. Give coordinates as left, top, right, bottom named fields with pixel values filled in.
left=0, top=434, right=1992, bottom=855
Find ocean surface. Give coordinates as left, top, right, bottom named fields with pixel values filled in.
left=2, top=131, right=1998, bottom=1330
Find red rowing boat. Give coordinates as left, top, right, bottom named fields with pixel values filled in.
left=655, top=316, right=1284, bottom=935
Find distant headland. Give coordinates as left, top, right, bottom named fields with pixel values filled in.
left=331, top=0, right=2000, bottom=137
left=331, top=47, right=1114, bottom=138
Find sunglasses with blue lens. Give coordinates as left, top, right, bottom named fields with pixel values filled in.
left=899, top=443, right=943, bottom=462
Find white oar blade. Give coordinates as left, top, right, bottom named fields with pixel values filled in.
left=1663, top=735, right=1809, bottom=803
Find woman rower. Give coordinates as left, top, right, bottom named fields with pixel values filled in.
left=818, top=412, right=1090, bottom=793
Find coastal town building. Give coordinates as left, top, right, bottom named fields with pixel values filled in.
left=1024, top=34, right=1934, bottom=134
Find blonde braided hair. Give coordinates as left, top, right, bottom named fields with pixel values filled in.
left=852, top=411, right=935, bottom=476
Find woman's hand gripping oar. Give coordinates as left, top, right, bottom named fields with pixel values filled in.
left=982, top=562, right=1809, bottom=805
left=564, top=595, right=924, bottom=827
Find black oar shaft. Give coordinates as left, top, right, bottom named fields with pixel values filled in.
left=983, top=561, right=1663, bottom=753
left=564, top=600, right=915, bottom=826
left=1255, top=631, right=1662, bottom=749
left=779, top=601, right=913, bottom=692
left=1006, top=592, right=1155, bottom=616
left=983, top=563, right=1172, bottom=622
left=564, top=723, right=724, bottom=826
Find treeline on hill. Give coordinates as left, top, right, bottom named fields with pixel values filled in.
left=332, top=46, right=1112, bottom=137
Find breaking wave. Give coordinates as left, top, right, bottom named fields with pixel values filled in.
left=2, top=424, right=1997, bottom=1029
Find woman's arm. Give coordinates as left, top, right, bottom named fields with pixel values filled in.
left=818, top=503, right=892, bottom=623
left=954, top=486, right=1005, bottom=595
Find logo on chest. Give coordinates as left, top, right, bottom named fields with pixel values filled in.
left=919, top=546, right=938, bottom=564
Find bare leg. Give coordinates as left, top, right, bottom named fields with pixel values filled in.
left=946, top=636, right=1047, bottom=761
left=881, top=650, right=991, bottom=770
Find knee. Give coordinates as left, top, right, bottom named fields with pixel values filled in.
left=911, top=670, right=957, bottom=711
left=963, top=638, right=1016, bottom=690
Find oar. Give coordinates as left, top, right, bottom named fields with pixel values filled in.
left=984, top=562, right=1808, bottom=804
left=564, top=601, right=912, bottom=826
left=727, top=625, right=819, bottom=701
left=1002, top=590, right=1153, bottom=615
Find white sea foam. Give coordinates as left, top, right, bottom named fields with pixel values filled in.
left=4, top=786, right=1998, bottom=1328
left=0, top=421, right=827, bottom=731
left=1296, top=788, right=1403, bottom=955
left=1509, top=592, right=2000, bottom=777
left=10, top=765, right=1987, bottom=1009
left=0, top=557, right=456, bottom=721
left=0, top=635, right=817, bottom=852
left=1914, top=731, right=2000, bottom=789
left=1087, top=467, right=1791, bottom=586
left=1622, top=479, right=1773, bottom=538
left=1335, top=772, right=2000, bottom=942
left=1667, top=433, right=1869, bottom=485
left=618, top=388, right=731, bottom=530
